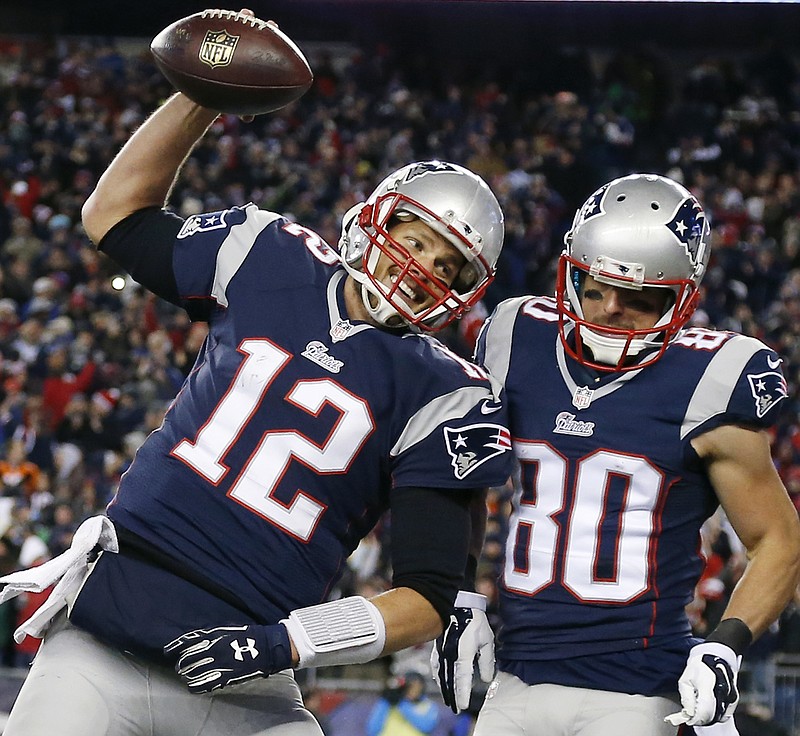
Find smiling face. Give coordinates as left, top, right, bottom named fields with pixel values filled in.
left=376, top=218, right=466, bottom=309
left=345, top=217, right=467, bottom=328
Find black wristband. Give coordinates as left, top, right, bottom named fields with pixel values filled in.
left=463, top=554, right=478, bottom=592
left=706, top=618, right=753, bottom=656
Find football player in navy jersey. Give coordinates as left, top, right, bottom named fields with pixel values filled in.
left=1, top=83, right=513, bottom=735
left=432, top=174, right=800, bottom=735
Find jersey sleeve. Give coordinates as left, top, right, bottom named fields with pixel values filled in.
left=388, top=338, right=512, bottom=490
left=474, top=296, right=530, bottom=384
left=681, top=334, right=788, bottom=440
left=726, top=344, right=788, bottom=427
left=172, top=204, right=284, bottom=319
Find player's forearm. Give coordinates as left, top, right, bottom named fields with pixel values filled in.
left=698, top=426, right=800, bottom=641
left=281, top=587, right=441, bottom=670
left=82, top=92, right=218, bottom=244
left=371, top=586, right=443, bottom=654
left=718, top=530, right=800, bottom=640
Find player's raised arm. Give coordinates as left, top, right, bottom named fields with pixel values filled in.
left=83, top=8, right=312, bottom=246
left=81, top=94, right=218, bottom=246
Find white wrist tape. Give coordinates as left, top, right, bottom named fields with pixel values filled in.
left=281, top=595, right=386, bottom=669
left=454, top=591, right=487, bottom=610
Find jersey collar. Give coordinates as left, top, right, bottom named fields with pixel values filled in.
left=326, top=269, right=375, bottom=343
left=556, top=324, right=643, bottom=401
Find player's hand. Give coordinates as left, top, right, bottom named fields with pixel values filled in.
left=164, top=623, right=293, bottom=693
left=430, top=591, right=495, bottom=714
left=665, top=642, right=741, bottom=727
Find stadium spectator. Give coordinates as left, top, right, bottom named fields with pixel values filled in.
left=0, top=437, right=41, bottom=499
left=366, top=671, right=440, bottom=736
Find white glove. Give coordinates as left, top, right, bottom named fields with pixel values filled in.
left=430, top=591, right=495, bottom=714
left=665, top=641, right=741, bottom=728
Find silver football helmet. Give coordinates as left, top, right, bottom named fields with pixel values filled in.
left=339, top=161, right=504, bottom=331
left=558, top=173, right=711, bottom=371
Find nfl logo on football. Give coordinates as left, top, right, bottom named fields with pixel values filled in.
left=572, top=386, right=594, bottom=410
left=199, top=30, right=239, bottom=69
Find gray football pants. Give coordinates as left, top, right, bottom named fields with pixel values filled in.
left=473, top=671, right=683, bottom=736
left=4, top=613, right=324, bottom=736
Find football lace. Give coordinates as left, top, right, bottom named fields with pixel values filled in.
left=200, top=9, right=267, bottom=29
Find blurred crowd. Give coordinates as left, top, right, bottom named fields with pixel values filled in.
left=0, top=29, right=799, bottom=725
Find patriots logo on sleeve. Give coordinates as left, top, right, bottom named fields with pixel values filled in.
left=747, top=371, right=788, bottom=418
left=444, top=424, right=511, bottom=480
left=177, top=212, right=228, bottom=239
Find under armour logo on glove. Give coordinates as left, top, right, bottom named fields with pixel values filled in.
left=430, top=591, right=495, bottom=714
left=230, top=637, right=259, bottom=661
left=164, top=624, right=292, bottom=694
left=665, top=642, right=741, bottom=727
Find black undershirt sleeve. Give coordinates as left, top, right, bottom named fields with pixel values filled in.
left=97, top=207, right=184, bottom=307
left=389, top=485, right=476, bottom=626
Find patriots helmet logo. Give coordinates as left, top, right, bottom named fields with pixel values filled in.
left=747, top=371, right=788, bottom=418
left=666, top=197, right=707, bottom=265
left=444, top=424, right=511, bottom=480
left=577, top=184, right=609, bottom=224
left=404, top=161, right=458, bottom=183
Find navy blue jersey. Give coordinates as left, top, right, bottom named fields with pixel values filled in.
left=103, top=204, right=511, bottom=630
left=476, top=295, right=787, bottom=694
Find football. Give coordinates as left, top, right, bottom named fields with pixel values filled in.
left=150, top=10, right=313, bottom=116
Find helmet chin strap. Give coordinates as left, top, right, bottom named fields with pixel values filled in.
left=580, top=327, right=648, bottom=366
left=580, top=305, right=676, bottom=367
left=359, top=281, right=406, bottom=329
left=352, top=243, right=406, bottom=329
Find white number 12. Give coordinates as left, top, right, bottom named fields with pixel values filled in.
left=172, top=339, right=374, bottom=542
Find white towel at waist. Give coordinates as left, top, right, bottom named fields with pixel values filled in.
left=0, top=514, right=118, bottom=642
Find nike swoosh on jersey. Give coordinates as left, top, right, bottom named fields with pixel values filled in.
left=767, top=355, right=782, bottom=369
left=479, top=399, right=503, bottom=415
